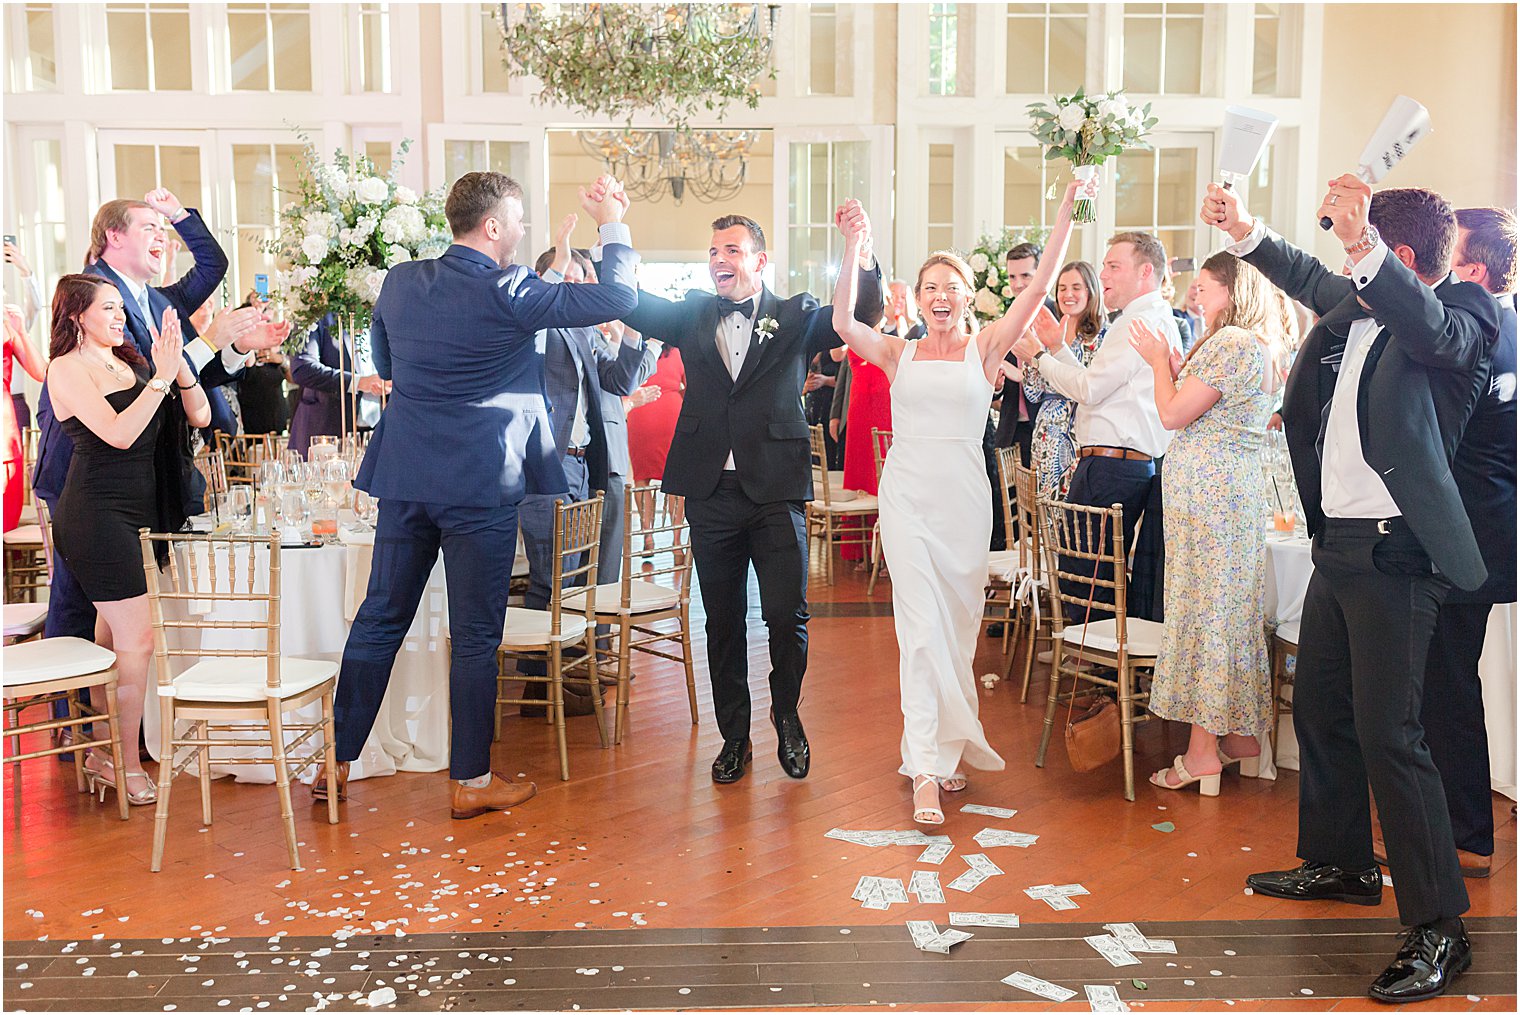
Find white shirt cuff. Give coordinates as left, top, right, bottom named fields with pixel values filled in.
left=1225, top=220, right=1268, bottom=257
left=186, top=338, right=214, bottom=373
left=1349, top=241, right=1391, bottom=288
left=598, top=223, right=632, bottom=248
left=542, top=268, right=565, bottom=284
left=219, top=343, right=254, bottom=372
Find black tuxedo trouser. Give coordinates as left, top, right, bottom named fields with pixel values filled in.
left=1294, top=521, right=1469, bottom=927
left=1060, top=456, right=1154, bottom=623
left=335, top=497, right=518, bottom=780
left=685, top=473, right=809, bottom=741
left=1423, top=601, right=1497, bottom=856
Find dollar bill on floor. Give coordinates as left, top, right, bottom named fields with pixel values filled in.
left=852, top=876, right=877, bottom=902
left=917, top=842, right=953, bottom=865
left=881, top=878, right=910, bottom=904
left=908, top=870, right=946, bottom=905
left=947, top=868, right=989, bottom=893
left=949, top=912, right=1020, bottom=928
left=963, top=853, right=1005, bottom=877
left=1002, top=971, right=1077, bottom=1002
left=1050, top=883, right=1090, bottom=896
left=961, top=804, right=1018, bottom=818
left=974, top=829, right=1040, bottom=848
left=906, top=920, right=941, bottom=951
left=1043, top=894, right=1080, bottom=910
left=922, top=928, right=974, bottom=954
left=1104, top=923, right=1177, bottom=954
left=1084, top=984, right=1131, bottom=1012
left=1084, top=934, right=1142, bottom=967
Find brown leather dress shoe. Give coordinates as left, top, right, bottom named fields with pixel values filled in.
left=1374, top=828, right=1492, bottom=878
left=311, top=761, right=350, bottom=802
left=450, top=773, right=537, bottom=820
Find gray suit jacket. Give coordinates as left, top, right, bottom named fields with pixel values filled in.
left=540, top=326, right=656, bottom=490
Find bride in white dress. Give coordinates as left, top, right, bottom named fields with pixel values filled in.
left=830, top=188, right=1078, bottom=823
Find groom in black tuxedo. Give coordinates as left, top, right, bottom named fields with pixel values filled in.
left=1206, top=180, right=1498, bottom=1003
left=622, top=213, right=883, bottom=782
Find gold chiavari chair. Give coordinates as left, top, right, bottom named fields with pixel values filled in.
left=866, top=428, right=893, bottom=595
left=215, top=431, right=273, bottom=487
left=567, top=483, right=697, bottom=744
left=805, top=424, right=878, bottom=584
left=139, top=529, right=340, bottom=871
left=1033, top=498, right=1163, bottom=802
left=1005, top=456, right=1062, bottom=702
left=468, top=495, right=607, bottom=781
left=191, top=448, right=229, bottom=521
left=983, top=447, right=1025, bottom=659
left=17, top=426, right=40, bottom=525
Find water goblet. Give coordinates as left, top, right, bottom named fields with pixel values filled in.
left=227, top=486, right=254, bottom=533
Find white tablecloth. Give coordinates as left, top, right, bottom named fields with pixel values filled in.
left=1263, top=535, right=1517, bottom=800
left=145, top=536, right=454, bottom=784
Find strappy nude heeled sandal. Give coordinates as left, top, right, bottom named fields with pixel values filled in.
left=1148, top=755, right=1221, bottom=797
left=912, top=774, right=945, bottom=825
left=1216, top=746, right=1262, bottom=778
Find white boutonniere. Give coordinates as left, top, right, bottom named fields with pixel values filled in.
left=755, top=316, right=779, bottom=344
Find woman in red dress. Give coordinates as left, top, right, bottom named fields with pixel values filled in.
left=626, top=342, right=686, bottom=554
left=3, top=303, right=47, bottom=532
left=838, top=290, right=911, bottom=562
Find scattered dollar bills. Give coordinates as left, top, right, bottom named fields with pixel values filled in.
left=949, top=912, right=1020, bottom=928
left=908, top=870, right=945, bottom=905
left=973, top=828, right=1040, bottom=848
left=1084, top=934, right=1142, bottom=967
left=1103, top=922, right=1177, bottom=954
left=1002, top=971, right=1077, bottom=1002
left=1085, top=984, right=1132, bottom=1011
left=960, top=804, right=1018, bottom=818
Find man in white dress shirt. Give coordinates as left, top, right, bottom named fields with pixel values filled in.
left=1015, top=231, right=1180, bottom=619
left=1208, top=179, right=1497, bottom=1002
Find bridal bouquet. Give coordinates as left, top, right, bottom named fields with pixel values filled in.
left=1027, top=88, right=1156, bottom=222
left=964, top=225, right=1051, bottom=323
left=265, top=134, right=450, bottom=350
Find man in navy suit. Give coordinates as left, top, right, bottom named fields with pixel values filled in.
left=33, top=189, right=267, bottom=644
left=619, top=212, right=883, bottom=784
left=287, top=312, right=389, bottom=459
left=328, top=172, right=639, bottom=819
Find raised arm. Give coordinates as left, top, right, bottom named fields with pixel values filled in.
left=831, top=200, right=904, bottom=379
left=4, top=306, right=46, bottom=382
left=1202, top=183, right=1351, bottom=317
left=980, top=182, right=1078, bottom=374
left=146, top=190, right=229, bottom=316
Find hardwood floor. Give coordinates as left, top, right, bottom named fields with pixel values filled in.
left=4, top=557, right=1515, bottom=1011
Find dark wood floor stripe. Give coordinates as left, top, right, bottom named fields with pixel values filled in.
left=6, top=917, right=1514, bottom=1011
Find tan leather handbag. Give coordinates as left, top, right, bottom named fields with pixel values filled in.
left=1063, top=514, right=1121, bottom=773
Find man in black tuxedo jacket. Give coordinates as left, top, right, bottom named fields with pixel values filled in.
left=1403, top=206, right=1517, bottom=880
left=1207, top=180, right=1498, bottom=1003
left=621, top=213, right=883, bottom=783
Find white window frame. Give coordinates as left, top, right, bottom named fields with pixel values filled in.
left=345, top=2, right=394, bottom=95
left=428, top=125, right=546, bottom=257
left=213, top=1, right=319, bottom=94
left=773, top=124, right=895, bottom=296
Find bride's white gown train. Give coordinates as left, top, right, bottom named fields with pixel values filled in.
left=878, top=340, right=1006, bottom=779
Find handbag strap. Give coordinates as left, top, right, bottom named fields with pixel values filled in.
left=1064, top=512, right=1110, bottom=723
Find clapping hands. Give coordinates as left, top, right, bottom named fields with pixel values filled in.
left=1128, top=319, right=1182, bottom=377
left=151, top=308, right=185, bottom=382
left=579, top=174, right=630, bottom=226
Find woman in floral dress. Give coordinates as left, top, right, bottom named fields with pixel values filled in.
left=1129, top=251, right=1284, bottom=796
left=1020, top=261, right=1105, bottom=499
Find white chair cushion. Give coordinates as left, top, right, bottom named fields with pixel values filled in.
left=564, top=579, right=681, bottom=615
left=810, top=494, right=879, bottom=514
left=987, top=550, right=1030, bottom=583
left=3, top=524, right=43, bottom=546
left=3, top=637, right=116, bottom=689
left=446, top=607, right=591, bottom=649
left=1058, top=617, right=1165, bottom=658
left=169, top=656, right=338, bottom=702
left=1274, top=620, right=1300, bottom=647
left=3, top=602, right=49, bottom=639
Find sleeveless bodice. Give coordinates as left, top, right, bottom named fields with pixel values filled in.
left=887, top=338, right=993, bottom=443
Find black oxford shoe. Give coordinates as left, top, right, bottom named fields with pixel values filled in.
left=1245, top=860, right=1382, bottom=906
left=1368, top=922, right=1471, bottom=1003
left=711, top=738, right=753, bottom=784
left=771, top=709, right=810, bottom=779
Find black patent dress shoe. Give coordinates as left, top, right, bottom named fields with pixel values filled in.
left=1368, top=921, right=1471, bottom=1003
left=1245, top=860, right=1382, bottom=906
left=711, top=738, right=753, bottom=783
left=771, top=709, right=810, bottom=779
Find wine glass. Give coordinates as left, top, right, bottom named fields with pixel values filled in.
left=278, top=488, right=309, bottom=538
left=227, top=486, right=253, bottom=533
left=300, top=462, right=326, bottom=506
left=322, top=458, right=350, bottom=512
left=352, top=489, right=377, bottom=531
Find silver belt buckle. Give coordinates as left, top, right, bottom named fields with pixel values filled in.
left=1376, top=519, right=1391, bottom=535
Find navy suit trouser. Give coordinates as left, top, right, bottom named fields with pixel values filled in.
left=1060, top=455, right=1154, bottom=622
left=40, top=494, right=99, bottom=723
left=334, top=497, right=518, bottom=780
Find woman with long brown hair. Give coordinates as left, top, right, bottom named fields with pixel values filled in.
left=45, top=273, right=210, bottom=805
left=1020, top=260, right=1106, bottom=498
left=1129, top=251, right=1284, bottom=795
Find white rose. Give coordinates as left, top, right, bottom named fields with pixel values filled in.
left=1097, top=96, right=1129, bottom=122
left=385, top=245, right=412, bottom=267
left=320, top=165, right=350, bottom=200
left=1001, top=284, right=1015, bottom=298
left=338, top=228, right=354, bottom=248
left=984, top=263, right=999, bottom=283
left=975, top=288, right=1003, bottom=316
left=1057, top=103, right=1087, bottom=131
left=356, top=176, right=390, bottom=205
left=380, top=205, right=427, bottom=246
left=394, top=186, right=417, bottom=205
left=300, top=234, right=328, bottom=262
left=968, top=252, right=989, bottom=273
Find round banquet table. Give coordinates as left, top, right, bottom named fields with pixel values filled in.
left=1264, top=533, right=1517, bottom=800
left=143, top=524, right=475, bottom=785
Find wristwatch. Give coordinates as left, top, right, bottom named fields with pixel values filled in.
left=1344, top=224, right=1381, bottom=259
left=147, top=378, right=172, bottom=395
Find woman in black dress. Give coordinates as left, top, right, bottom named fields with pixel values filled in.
left=46, top=274, right=210, bottom=805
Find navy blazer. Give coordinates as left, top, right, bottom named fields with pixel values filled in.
left=1448, top=292, right=1516, bottom=604
left=1256, top=232, right=1497, bottom=591
left=355, top=242, right=639, bottom=508
left=287, top=313, right=377, bottom=458
left=539, top=326, right=655, bottom=490
left=33, top=209, right=230, bottom=520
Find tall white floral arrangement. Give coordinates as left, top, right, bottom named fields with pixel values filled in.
left=265, top=134, right=450, bottom=350
left=963, top=224, right=1052, bottom=324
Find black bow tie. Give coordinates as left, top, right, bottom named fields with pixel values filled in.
left=717, top=297, right=755, bottom=318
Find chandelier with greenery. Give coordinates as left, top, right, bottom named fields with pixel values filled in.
left=495, top=3, right=779, bottom=128
left=579, top=128, right=758, bottom=204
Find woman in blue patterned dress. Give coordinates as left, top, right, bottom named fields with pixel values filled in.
left=1129, top=251, right=1284, bottom=796
left=1019, top=261, right=1105, bottom=499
